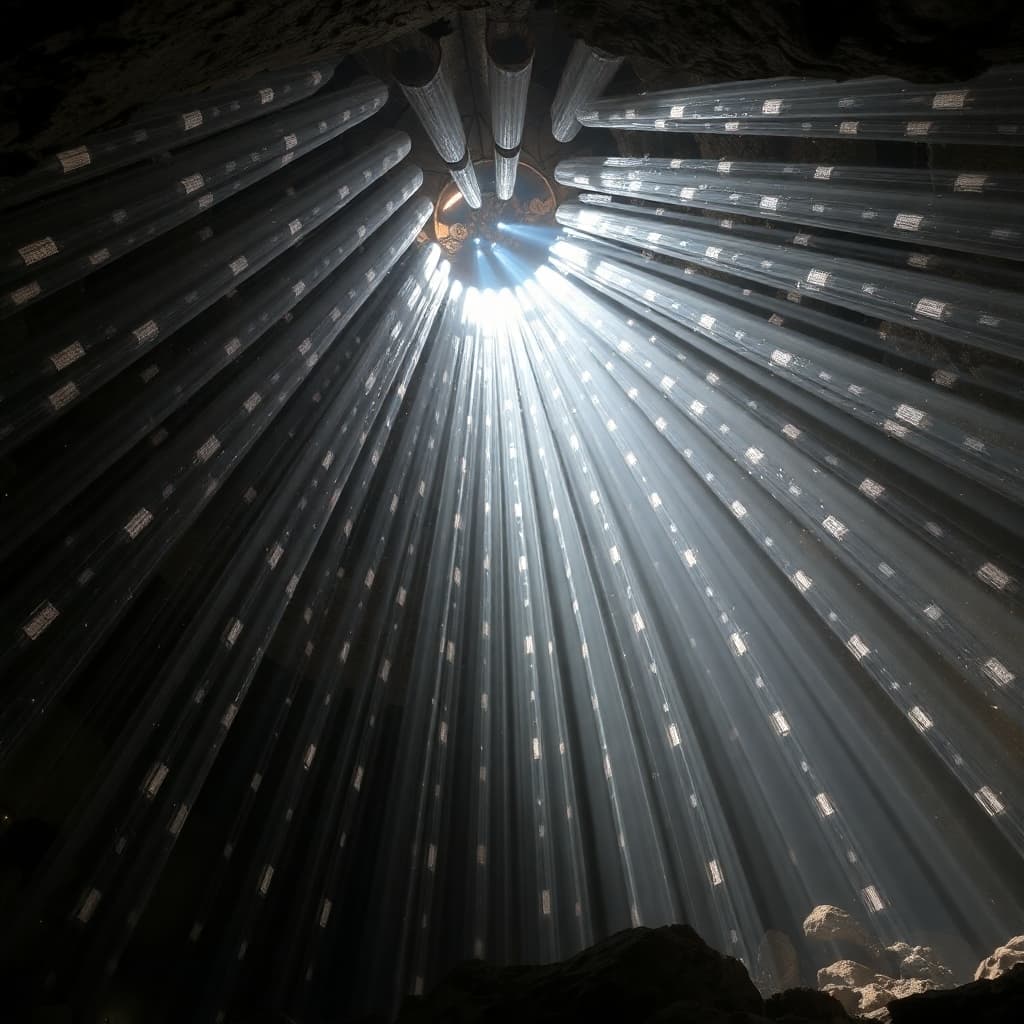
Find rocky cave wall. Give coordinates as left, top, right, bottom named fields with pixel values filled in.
left=3, top=0, right=1024, bottom=175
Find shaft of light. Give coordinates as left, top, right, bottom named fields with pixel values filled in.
left=0, top=193, right=434, bottom=762
left=550, top=40, right=623, bottom=143
left=577, top=65, right=1024, bottom=145
left=2, top=78, right=390, bottom=315
left=1, top=63, right=337, bottom=209
left=0, top=131, right=412, bottom=455
left=555, top=201, right=1024, bottom=363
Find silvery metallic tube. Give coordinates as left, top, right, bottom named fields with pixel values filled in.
left=550, top=40, right=623, bottom=143
left=576, top=66, right=1024, bottom=145
left=1, top=78, right=391, bottom=315
left=487, top=22, right=533, bottom=199
left=0, top=133, right=416, bottom=453
left=0, top=63, right=337, bottom=209
left=494, top=150, right=520, bottom=201
left=394, top=37, right=482, bottom=208
left=555, top=200, right=1024, bottom=362
left=554, top=155, right=1024, bottom=261
left=449, top=151, right=483, bottom=209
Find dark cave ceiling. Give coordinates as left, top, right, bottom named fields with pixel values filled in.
left=3, top=0, right=1024, bottom=174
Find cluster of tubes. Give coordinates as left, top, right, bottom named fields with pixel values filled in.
left=576, top=65, right=1024, bottom=145
left=394, top=37, right=483, bottom=208
left=394, top=30, right=624, bottom=208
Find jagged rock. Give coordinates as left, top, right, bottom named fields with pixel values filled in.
left=765, top=987, right=850, bottom=1021
left=975, top=936, right=1024, bottom=981
left=885, top=943, right=953, bottom=985
left=820, top=985, right=861, bottom=1015
left=817, top=967, right=936, bottom=1018
left=888, top=962, right=1024, bottom=1023
left=756, top=930, right=802, bottom=992
left=802, top=906, right=883, bottom=962
left=817, top=961, right=876, bottom=988
left=883, top=978, right=934, bottom=1000
left=858, top=983, right=895, bottom=1014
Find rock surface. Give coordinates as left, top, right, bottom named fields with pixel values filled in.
left=887, top=944, right=953, bottom=987
left=803, top=905, right=887, bottom=968
left=975, top=936, right=1024, bottom=981
left=818, top=961, right=877, bottom=989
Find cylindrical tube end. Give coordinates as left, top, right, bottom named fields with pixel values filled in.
left=494, top=147, right=520, bottom=200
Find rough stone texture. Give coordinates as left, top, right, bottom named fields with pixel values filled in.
left=858, top=983, right=897, bottom=1015
left=4, top=0, right=1023, bottom=169
left=803, top=905, right=885, bottom=965
left=975, top=936, right=1024, bottom=981
left=818, top=961, right=877, bottom=989
left=887, top=945, right=953, bottom=987
left=887, top=962, right=1024, bottom=1024
left=816, top=961, right=941, bottom=1017
left=820, top=985, right=862, bottom=1016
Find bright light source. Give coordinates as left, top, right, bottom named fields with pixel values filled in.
left=442, top=192, right=463, bottom=213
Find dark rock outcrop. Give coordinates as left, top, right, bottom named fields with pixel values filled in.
left=887, top=962, right=1024, bottom=1024
left=393, top=924, right=767, bottom=1023
left=388, top=926, right=1024, bottom=1024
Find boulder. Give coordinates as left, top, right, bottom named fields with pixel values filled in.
left=885, top=943, right=952, bottom=986
left=857, top=983, right=894, bottom=1015
left=882, top=978, right=934, bottom=1001
left=975, top=936, right=1024, bottom=981
left=802, top=906, right=884, bottom=966
left=820, top=985, right=860, bottom=1015
left=817, top=961, right=876, bottom=988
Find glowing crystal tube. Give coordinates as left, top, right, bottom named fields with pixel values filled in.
left=487, top=22, right=533, bottom=199
left=1, top=79, right=390, bottom=315
left=555, top=156, right=1024, bottom=261
left=577, top=66, right=1024, bottom=145
left=550, top=40, right=622, bottom=143
left=0, top=133, right=415, bottom=454
left=1, top=63, right=337, bottom=208
left=394, top=36, right=482, bottom=208
left=555, top=200, right=1024, bottom=361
